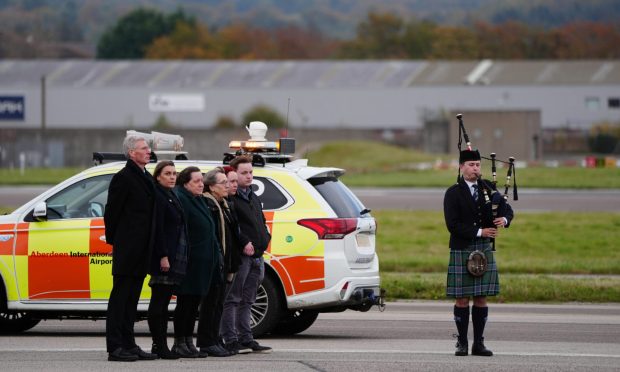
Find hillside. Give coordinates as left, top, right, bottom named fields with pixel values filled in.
left=1, top=0, right=619, bottom=57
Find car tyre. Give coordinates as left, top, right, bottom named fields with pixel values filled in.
left=0, top=311, right=40, bottom=334
left=272, top=309, right=319, bottom=335
left=250, top=273, right=282, bottom=337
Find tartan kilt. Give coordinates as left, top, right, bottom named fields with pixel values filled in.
left=446, top=238, right=499, bottom=298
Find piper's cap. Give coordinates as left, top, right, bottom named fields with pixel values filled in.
left=459, top=149, right=481, bottom=163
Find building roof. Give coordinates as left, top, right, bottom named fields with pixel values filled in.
left=1, top=60, right=618, bottom=88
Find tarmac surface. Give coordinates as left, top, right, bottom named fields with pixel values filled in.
left=1, top=301, right=618, bottom=371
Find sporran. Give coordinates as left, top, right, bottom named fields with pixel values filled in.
left=466, top=250, right=488, bottom=277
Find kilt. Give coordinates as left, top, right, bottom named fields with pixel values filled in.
left=446, top=238, right=499, bottom=298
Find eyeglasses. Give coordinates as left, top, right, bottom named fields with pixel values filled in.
left=216, top=180, right=229, bottom=185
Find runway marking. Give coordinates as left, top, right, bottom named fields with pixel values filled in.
left=1, top=348, right=619, bottom=359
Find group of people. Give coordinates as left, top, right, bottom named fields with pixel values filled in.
left=103, top=134, right=272, bottom=362
left=102, top=133, right=514, bottom=361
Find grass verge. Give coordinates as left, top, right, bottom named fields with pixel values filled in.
left=382, top=272, right=620, bottom=303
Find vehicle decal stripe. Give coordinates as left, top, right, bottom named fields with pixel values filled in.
left=27, top=220, right=90, bottom=299
left=88, top=218, right=112, bottom=299
left=0, top=223, right=15, bottom=255
left=272, top=255, right=324, bottom=294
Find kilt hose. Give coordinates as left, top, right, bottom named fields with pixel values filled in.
left=446, top=238, right=499, bottom=298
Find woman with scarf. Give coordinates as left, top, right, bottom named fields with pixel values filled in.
left=196, top=167, right=242, bottom=357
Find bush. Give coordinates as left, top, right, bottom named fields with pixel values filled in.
left=241, top=104, right=286, bottom=128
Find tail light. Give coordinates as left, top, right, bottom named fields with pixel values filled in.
left=297, top=218, right=357, bottom=239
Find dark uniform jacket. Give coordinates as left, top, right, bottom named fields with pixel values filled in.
left=104, top=159, right=156, bottom=277
left=444, top=177, right=514, bottom=251
left=232, top=188, right=271, bottom=258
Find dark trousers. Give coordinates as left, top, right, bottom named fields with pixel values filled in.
left=147, top=284, right=174, bottom=345
left=173, top=294, right=201, bottom=339
left=197, top=283, right=226, bottom=347
left=106, top=275, right=145, bottom=352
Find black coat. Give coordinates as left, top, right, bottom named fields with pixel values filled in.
left=205, top=196, right=242, bottom=275
left=232, top=189, right=271, bottom=258
left=443, top=177, right=514, bottom=251
left=149, top=184, right=187, bottom=277
left=104, top=160, right=156, bottom=277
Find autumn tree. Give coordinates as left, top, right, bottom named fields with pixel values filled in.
left=145, top=22, right=218, bottom=59
left=339, top=11, right=407, bottom=59
left=97, top=8, right=194, bottom=59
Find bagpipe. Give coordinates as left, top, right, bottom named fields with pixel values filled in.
left=455, top=113, right=518, bottom=276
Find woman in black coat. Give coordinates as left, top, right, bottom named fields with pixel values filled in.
left=147, top=160, right=188, bottom=359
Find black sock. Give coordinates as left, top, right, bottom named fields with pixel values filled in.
left=472, top=305, right=488, bottom=343
left=454, top=305, right=469, bottom=343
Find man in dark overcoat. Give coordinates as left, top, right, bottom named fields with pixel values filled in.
left=104, top=135, right=158, bottom=362
left=444, top=149, right=514, bottom=357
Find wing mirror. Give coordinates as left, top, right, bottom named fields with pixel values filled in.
left=32, top=202, right=48, bottom=221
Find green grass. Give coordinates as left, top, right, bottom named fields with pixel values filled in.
left=376, top=210, right=620, bottom=275
left=375, top=210, right=620, bottom=302
left=382, top=272, right=620, bottom=303
left=0, top=167, right=85, bottom=185
left=307, top=140, right=620, bottom=189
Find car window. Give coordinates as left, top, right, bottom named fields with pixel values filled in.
left=252, top=176, right=290, bottom=211
left=308, top=177, right=368, bottom=218
left=43, top=174, right=113, bottom=220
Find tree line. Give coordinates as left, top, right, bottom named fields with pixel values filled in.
left=96, top=9, right=620, bottom=60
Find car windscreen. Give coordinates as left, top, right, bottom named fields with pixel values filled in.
left=308, top=177, right=369, bottom=218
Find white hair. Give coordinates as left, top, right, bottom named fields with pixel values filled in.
left=122, top=135, right=147, bottom=157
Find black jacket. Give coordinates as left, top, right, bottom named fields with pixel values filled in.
left=149, top=184, right=187, bottom=277
left=205, top=196, right=242, bottom=274
left=232, top=188, right=271, bottom=258
left=104, top=160, right=156, bottom=277
left=443, top=177, right=514, bottom=250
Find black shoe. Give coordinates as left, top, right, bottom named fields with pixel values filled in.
left=224, top=341, right=251, bottom=354
left=201, top=344, right=232, bottom=357
left=152, top=343, right=180, bottom=360
left=172, top=343, right=198, bottom=358
left=127, top=346, right=158, bottom=360
left=108, top=347, right=138, bottom=362
left=472, top=339, right=493, bottom=356
left=455, top=340, right=468, bottom=356
left=241, top=340, right=272, bottom=354
left=185, top=338, right=206, bottom=358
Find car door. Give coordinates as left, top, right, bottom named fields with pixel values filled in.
left=19, top=174, right=114, bottom=301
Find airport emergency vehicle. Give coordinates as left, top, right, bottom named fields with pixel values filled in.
left=0, top=124, right=383, bottom=336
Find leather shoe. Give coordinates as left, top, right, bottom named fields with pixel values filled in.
left=471, top=339, right=493, bottom=356
left=127, top=346, right=158, bottom=360
left=201, top=344, right=232, bottom=357
left=172, top=343, right=198, bottom=358
left=455, top=340, right=468, bottom=356
left=108, top=347, right=138, bottom=362
left=152, top=343, right=179, bottom=360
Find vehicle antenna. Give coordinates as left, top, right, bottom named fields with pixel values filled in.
left=285, top=97, right=290, bottom=138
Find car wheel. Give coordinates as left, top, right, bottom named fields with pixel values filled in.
left=0, top=311, right=40, bottom=334
left=250, top=273, right=282, bottom=337
left=272, top=309, right=319, bottom=335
